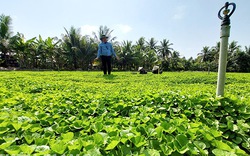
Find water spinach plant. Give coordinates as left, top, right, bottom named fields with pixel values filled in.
left=0, top=71, right=249, bottom=155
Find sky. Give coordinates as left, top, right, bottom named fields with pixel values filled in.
left=1, top=0, right=250, bottom=58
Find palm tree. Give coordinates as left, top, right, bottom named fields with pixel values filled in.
left=118, top=40, right=134, bottom=70
left=244, top=46, right=250, bottom=55
left=78, top=35, right=98, bottom=69
left=211, top=42, right=220, bottom=61
left=228, top=41, right=241, bottom=56
left=93, top=25, right=116, bottom=43
left=146, top=37, right=158, bottom=52
left=135, top=37, right=146, bottom=51
left=158, top=39, right=173, bottom=61
left=227, top=41, right=241, bottom=71
left=62, top=26, right=81, bottom=69
left=198, top=46, right=212, bottom=62
left=158, top=39, right=173, bottom=70
left=143, top=38, right=158, bottom=69
left=0, top=14, right=13, bottom=67
left=197, top=46, right=213, bottom=72
left=170, top=51, right=182, bottom=71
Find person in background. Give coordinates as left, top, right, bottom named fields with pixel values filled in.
left=95, top=35, right=119, bottom=75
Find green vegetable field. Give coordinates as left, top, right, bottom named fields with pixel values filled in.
left=0, top=71, right=249, bottom=155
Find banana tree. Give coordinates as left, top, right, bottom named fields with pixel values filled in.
left=11, top=32, right=36, bottom=68
left=43, top=36, right=61, bottom=69
left=0, top=14, right=12, bottom=67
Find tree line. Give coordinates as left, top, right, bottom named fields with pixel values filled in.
left=1, top=14, right=250, bottom=72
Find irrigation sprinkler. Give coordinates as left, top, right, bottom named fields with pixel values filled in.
left=216, top=2, right=236, bottom=97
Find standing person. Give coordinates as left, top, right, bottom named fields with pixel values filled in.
left=95, top=35, right=119, bottom=75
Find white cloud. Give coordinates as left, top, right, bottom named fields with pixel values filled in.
left=81, top=25, right=99, bottom=36
left=115, top=24, right=132, bottom=34
left=173, top=6, right=186, bottom=20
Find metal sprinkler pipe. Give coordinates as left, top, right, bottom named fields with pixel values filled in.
left=216, top=2, right=236, bottom=97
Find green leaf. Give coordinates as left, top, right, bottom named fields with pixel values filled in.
left=160, top=144, right=173, bottom=155
left=143, top=149, right=160, bottom=156
left=30, top=124, right=41, bottom=132
left=202, top=132, right=214, bottom=141
left=145, top=125, right=156, bottom=137
left=61, top=132, right=74, bottom=142
left=176, top=134, right=189, bottom=147
left=212, top=149, right=237, bottom=156
left=155, top=126, right=163, bottom=139
left=20, top=144, right=36, bottom=154
left=51, top=140, right=67, bottom=154
left=210, top=129, right=222, bottom=138
left=131, top=135, right=146, bottom=148
left=0, top=141, right=13, bottom=149
left=24, top=133, right=34, bottom=145
left=12, top=122, right=22, bottom=131
left=119, top=145, right=132, bottom=156
left=161, top=122, right=176, bottom=133
left=85, top=147, right=102, bottom=156
left=194, top=141, right=206, bottom=150
left=34, top=145, right=50, bottom=154
left=4, top=145, right=21, bottom=155
left=73, top=120, right=83, bottom=129
left=232, top=137, right=242, bottom=144
left=173, top=134, right=189, bottom=154
left=92, top=122, right=103, bottom=132
left=68, top=139, right=83, bottom=150
left=69, top=149, right=80, bottom=155
left=105, top=140, right=120, bottom=150
left=0, top=127, right=9, bottom=134
left=187, top=143, right=199, bottom=155
left=35, top=138, right=49, bottom=146
left=212, top=140, right=233, bottom=152
left=93, top=133, right=104, bottom=145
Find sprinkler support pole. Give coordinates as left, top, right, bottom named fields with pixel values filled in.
left=216, top=2, right=236, bottom=97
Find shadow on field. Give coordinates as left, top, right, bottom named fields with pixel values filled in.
left=102, top=74, right=117, bottom=80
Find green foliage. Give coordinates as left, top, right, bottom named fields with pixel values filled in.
left=0, top=71, right=249, bottom=155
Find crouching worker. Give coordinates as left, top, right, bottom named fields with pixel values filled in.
left=152, top=65, right=162, bottom=74
left=138, top=67, right=147, bottom=74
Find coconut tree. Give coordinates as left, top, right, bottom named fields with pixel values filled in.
left=62, top=26, right=81, bottom=69
left=233, top=49, right=250, bottom=72
left=197, top=46, right=213, bottom=72
left=118, top=40, right=134, bottom=70
left=78, top=35, right=98, bottom=69
left=146, top=37, right=158, bottom=52
left=141, top=37, right=158, bottom=69
left=209, top=42, right=220, bottom=70
left=227, top=41, right=241, bottom=71
left=158, top=39, right=173, bottom=70
left=245, top=46, right=250, bottom=55
left=135, top=37, right=146, bottom=51
left=0, top=14, right=13, bottom=67
left=158, top=39, right=173, bottom=61
left=93, top=25, right=116, bottom=43
left=170, top=51, right=182, bottom=71
left=211, top=42, right=220, bottom=61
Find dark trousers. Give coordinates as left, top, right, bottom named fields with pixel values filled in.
left=101, top=56, right=112, bottom=75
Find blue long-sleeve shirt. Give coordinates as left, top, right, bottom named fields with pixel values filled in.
left=97, top=42, right=117, bottom=58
